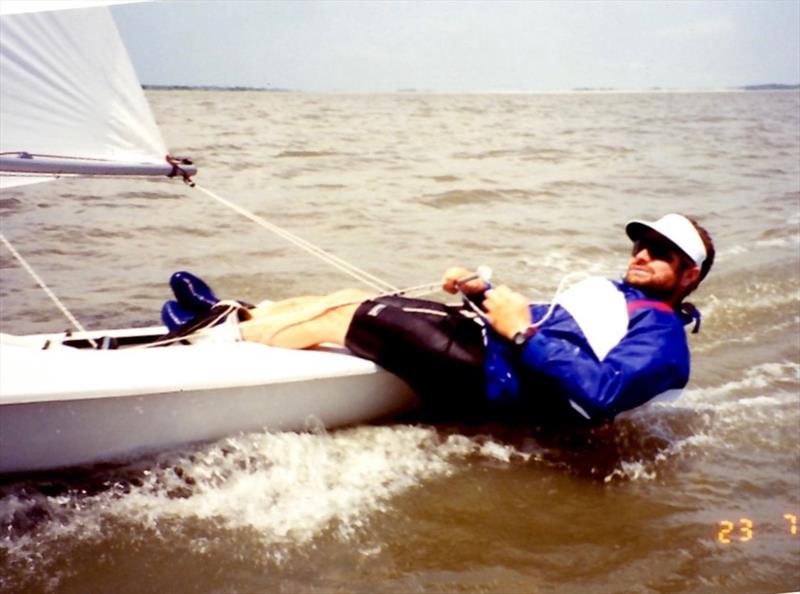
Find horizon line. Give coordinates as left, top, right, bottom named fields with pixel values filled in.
left=141, top=83, right=800, bottom=94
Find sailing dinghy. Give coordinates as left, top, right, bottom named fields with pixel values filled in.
left=0, top=3, right=417, bottom=474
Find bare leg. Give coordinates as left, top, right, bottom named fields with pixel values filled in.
left=251, top=295, right=334, bottom=315
left=239, top=289, right=371, bottom=349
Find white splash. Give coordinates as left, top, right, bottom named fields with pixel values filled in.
left=0, top=423, right=531, bottom=571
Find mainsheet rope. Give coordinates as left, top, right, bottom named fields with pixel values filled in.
left=194, top=184, right=398, bottom=293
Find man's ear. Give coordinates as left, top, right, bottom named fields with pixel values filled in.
left=679, top=265, right=701, bottom=291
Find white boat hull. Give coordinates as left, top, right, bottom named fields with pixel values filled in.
left=0, top=327, right=418, bottom=473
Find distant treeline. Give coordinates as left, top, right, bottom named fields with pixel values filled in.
left=142, top=84, right=291, bottom=92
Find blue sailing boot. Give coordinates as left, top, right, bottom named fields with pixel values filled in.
left=170, top=271, right=219, bottom=313
left=161, top=300, right=196, bottom=332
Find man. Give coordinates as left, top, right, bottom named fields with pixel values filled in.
left=165, top=213, right=714, bottom=425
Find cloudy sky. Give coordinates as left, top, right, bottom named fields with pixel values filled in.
left=111, top=0, right=800, bottom=92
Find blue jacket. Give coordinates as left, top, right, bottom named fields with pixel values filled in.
left=482, top=278, right=692, bottom=423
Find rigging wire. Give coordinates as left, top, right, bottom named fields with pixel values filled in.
left=194, top=184, right=398, bottom=293
left=0, top=231, right=97, bottom=347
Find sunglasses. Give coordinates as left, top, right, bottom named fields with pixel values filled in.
left=631, top=238, right=683, bottom=263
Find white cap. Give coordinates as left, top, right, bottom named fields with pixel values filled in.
left=626, top=213, right=706, bottom=267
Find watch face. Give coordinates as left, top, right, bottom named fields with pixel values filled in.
left=514, top=327, right=536, bottom=345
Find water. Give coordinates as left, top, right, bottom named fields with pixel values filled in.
left=1, top=90, right=798, bottom=593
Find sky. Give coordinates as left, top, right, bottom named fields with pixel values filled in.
left=111, top=0, right=800, bottom=92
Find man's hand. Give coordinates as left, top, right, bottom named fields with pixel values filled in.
left=483, top=285, right=532, bottom=341
left=442, top=266, right=489, bottom=295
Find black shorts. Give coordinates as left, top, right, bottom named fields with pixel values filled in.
left=344, top=296, right=487, bottom=410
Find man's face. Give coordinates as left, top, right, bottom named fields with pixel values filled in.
left=625, top=234, right=699, bottom=301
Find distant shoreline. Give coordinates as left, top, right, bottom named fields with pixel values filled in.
left=736, top=84, right=800, bottom=91
left=142, top=83, right=800, bottom=93
left=574, top=84, right=800, bottom=92
left=142, top=84, right=290, bottom=92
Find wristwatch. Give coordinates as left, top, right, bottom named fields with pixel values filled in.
left=512, top=325, right=537, bottom=347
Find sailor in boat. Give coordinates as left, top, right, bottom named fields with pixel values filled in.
left=163, top=213, right=714, bottom=425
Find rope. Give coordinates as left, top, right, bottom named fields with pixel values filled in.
left=245, top=269, right=492, bottom=345
left=128, top=300, right=244, bottom=349
left=194, top=184, right=397, bottom=293
left=1, top=182, right=397, bottom=349
left=528, top=271, right=592, bottom=328
left=0, top=232, right=97, bottom=347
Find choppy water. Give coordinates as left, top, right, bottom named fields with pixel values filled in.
left=1, top=90, right=799, bottom=594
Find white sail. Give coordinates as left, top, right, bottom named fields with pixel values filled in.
left=0, top=4, right=191, bottom=187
